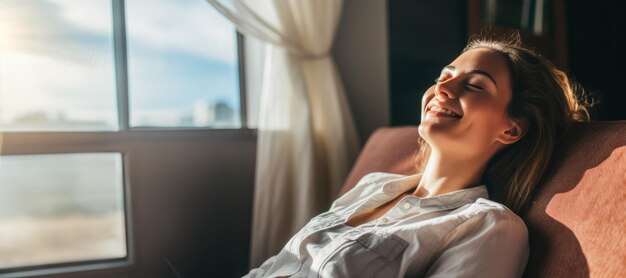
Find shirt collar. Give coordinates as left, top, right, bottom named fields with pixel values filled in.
left=380, top=173, right=489, bottom=210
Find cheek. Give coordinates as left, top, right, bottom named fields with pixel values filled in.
left=462, top=98, right=510, bottom=130
left=421, top=86, right=436, bottom=109
left=463, top=95, right=506, bottom=115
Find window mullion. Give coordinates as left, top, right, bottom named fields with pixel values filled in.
left=236, top=32, right=248, bottom=129
left=112, top=0, right=130, bottom=131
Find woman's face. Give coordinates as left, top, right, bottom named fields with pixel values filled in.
left=419, top=48, right=522, bottom=158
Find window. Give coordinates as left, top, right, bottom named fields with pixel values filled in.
left=0, top=153, right=127, bottom=269
left=125, top=0, right=241, bottom=128
left=0, top=0, right=118, bottom=131
left=0, top=0, right=242, bottom=131
left=0, top=0, right=243, bottom=275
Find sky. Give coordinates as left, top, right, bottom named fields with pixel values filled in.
left=0, top=0, right=240, bottom=130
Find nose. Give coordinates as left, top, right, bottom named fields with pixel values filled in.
left=435, top=81, right=457, bottom=100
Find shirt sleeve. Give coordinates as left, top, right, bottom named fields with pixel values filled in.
left=242, top=256, right=277, bottom=278
left=424, top=208, right=529, bottom=278
left=243, top=255, right=277, bottom=278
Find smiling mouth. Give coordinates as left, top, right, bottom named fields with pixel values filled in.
left=426, top=105, right=462, bottom=118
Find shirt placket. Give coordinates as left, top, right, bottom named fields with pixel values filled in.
left=383, top=196, right=421, bottom=223
left=345, top=192, right=395, bottom=222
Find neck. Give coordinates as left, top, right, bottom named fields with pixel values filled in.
left=413, top=149, right=490, bottom=198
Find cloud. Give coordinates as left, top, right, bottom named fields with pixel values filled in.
left=1, top=0, right=237, bottom=64
left=0, top=0, right=112, bottom=62
left=59, top=0, right=113, bottom=34
left=0, top=0, right=118, bottom=126
left=125, top=0, right=238, bottom=64
left=127, top=49, right=239, bottom=105
left=0, top=52, right=118, bottom=126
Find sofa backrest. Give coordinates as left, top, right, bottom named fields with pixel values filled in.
left=340, top=122, right=626, bottom=277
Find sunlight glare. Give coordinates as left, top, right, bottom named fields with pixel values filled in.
left=0, top=0, right=118, bottom=131
left=0, top=2, right=32, bottom=53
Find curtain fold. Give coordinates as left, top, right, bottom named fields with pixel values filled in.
left=206, top=0, right=359, bottom=267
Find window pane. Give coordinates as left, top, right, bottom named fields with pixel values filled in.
left=0, top=153, right=127, bottom=269
left=0, top=0, right=118, bottom=131
left=126, top=0, right=241, bottom=128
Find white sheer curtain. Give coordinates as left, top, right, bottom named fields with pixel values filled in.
left=206, top=0, right=359, bottom=267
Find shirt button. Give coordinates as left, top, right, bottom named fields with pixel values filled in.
left=403, top=202, right=411, bottom=209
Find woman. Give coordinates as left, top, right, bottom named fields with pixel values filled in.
left=245, top=34, right=590, bottom=277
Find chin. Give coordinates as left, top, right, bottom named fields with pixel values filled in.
left=418, top=120, right=444, bottom=138
left=417, top=124, right=434, bottom=145
left=418, top=122, right=462, bottom=150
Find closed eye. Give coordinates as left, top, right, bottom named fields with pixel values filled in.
left=465, top=83, right=484, bottom=91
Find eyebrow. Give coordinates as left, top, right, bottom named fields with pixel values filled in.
left=443, top=65, right=498, bottom=88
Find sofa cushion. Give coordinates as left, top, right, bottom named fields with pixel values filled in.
left=522, top=122, right=626, bottom=277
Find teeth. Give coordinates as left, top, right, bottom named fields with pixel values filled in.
left=430, top=105, right=458, bottom=117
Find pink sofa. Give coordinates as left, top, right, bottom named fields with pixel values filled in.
left=340, top=122, right=626, bottom=277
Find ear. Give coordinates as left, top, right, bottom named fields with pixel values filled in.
left=496, top=119, right=527, bottom=145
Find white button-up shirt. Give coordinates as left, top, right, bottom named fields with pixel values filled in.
left=245, top=172, right=529, bottom=278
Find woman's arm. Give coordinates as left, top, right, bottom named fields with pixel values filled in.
left=424, top=209, right=529, bottom=278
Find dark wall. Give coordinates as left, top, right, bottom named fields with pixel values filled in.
left=334, top=0, right=390, bottom=144
left=567, top=0, right=626, bottom=120
left=388, top=0, right=468, bottom=126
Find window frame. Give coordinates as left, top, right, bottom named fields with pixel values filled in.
left=0, top=152, right=134, bottom=278
left=0, top=0, right=247, bottom=276
left=113, top=0, right=248, bottom=131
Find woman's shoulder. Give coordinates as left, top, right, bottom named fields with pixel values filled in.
left=462, top=197, right=527, bottom=232
left=429, top=197, right=529, bottom=257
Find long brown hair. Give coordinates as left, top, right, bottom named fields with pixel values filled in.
left=416, top=33, right=592, bottom=214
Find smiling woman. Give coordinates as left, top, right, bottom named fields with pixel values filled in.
left=418, top=35, right=591, bottom=213
left=244, top=33, right=591, bottom=277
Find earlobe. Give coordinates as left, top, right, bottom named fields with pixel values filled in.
left=497, top=120, right=526, bottom=145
